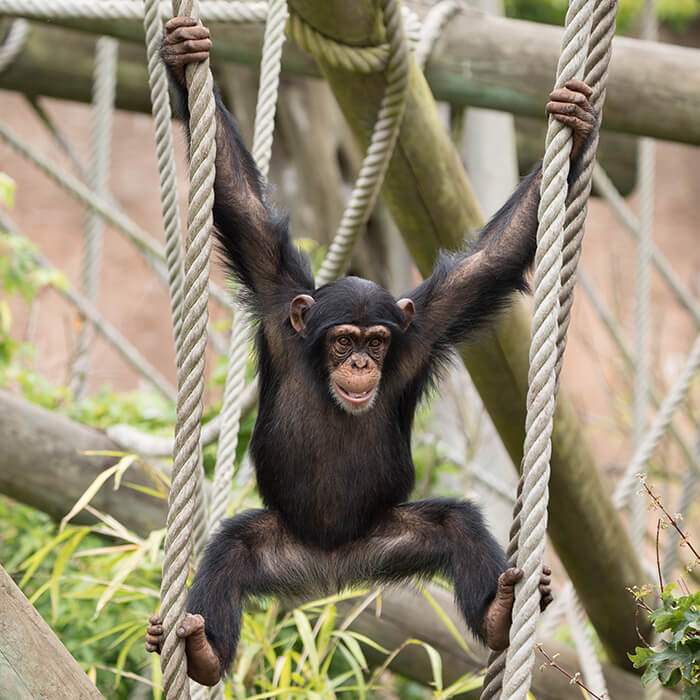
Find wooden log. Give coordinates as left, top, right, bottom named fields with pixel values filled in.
left=0, top=564, right=104, bottom=699
left=288, top=0, right=648, bottom=671
left=3, top=10, right=700, bottom=143
left=0, top=390, right=167, bottom=536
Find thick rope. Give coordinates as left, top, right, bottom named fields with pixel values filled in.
left=414, top=0, right=459, bottom=71
left=207, top=0, right=287, bottom=558
left=159, top=0, right=217, bottom=695
left=0, top=16, right=28, bottom=72
left=613, top=331, right=700, bottom=509
left=0, top=0, right=267, bottom=22
left=554, top=0, right=617, bottom=383
left=312, top=0, right=410, bottom=286
left=500, top=2, right=594, bottom=697
left=71, top=35, right=118, bottom=399
left=631, top=0, right=657, bottom=557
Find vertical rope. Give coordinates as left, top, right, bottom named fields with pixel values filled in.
left=70, top=35, right=118, bottom=398
left=413, top=0, right=460, bottom=72
left=315, top=0, right=409, bottom=286
left=555, top=0, right=618, bottom=384
left=159, top=0, right=217, bottom=695
left=500, top=2, right=594, bottom=697
left=631, top=0, right=657, bottom=556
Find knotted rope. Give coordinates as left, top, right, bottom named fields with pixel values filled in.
left=159, top=0, right=217, bottom=696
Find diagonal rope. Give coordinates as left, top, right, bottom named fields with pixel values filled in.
left=499, top=2, right=595, bottom=697
left=311, top=0, right=410, bottom=286
left=0, top=16, right=28, bottom=72
left=159, top=0, right=217, bottom=696
left=71, top=35, right=118, bottom=399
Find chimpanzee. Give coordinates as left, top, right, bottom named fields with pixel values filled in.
left=146, top=17, right=596, bottom=686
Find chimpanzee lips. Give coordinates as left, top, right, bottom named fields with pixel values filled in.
left=334, top=382, right=376, bottom=406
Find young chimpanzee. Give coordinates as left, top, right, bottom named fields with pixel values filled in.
left=146, top=17, right=596, bottom=685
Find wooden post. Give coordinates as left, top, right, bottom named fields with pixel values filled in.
left=0, top=565, right=104, bottom=699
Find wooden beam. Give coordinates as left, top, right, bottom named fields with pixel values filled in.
left=3, top=10, right=700, bottom=143
left=0, top=565, right=104, bottom=699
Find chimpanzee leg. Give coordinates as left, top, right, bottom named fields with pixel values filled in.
left=185, top=508, right=333, bottom=681
left=332, top=498, right=511, bottom=645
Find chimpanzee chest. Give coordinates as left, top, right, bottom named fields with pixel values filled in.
left=250, top=397, right=415, bottom=549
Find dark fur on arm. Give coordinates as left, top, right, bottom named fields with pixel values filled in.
left=168, top=75, right=314, bottom=319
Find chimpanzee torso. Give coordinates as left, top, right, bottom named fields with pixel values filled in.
left=250, top=364, right=416, bottom=549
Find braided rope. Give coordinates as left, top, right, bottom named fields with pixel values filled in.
left=0, top=16, right=27, bottom=72
left=479, top=486, right=523, bottom=699
left=208, top=0, right=286, bottom=549
left=414, top=0, right=459, bottom=71
left=71, top=35, right=118, bottom=399
left=313, top=0, right=409, bottom=286
left=613, top=332, right=700, bottom=510
left=159, top=0, right=217, bottom=695
left=0, top=0, right=267, bottom=22
left=554, top=0, right=617, bottom=383
left=631, top=0, right=657, bottom=557
left=499, top=2, right=594, bottom=697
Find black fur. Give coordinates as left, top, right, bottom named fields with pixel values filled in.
left=168, top=76, right=580, bottom=677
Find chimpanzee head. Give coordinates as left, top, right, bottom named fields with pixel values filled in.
left=288, top=277, right=414, bottom=413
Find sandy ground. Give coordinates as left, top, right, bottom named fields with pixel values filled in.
left=1, top=88, right=698, bottom=475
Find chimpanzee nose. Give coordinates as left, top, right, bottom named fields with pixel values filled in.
left=351, top=353, right=368, bottom=369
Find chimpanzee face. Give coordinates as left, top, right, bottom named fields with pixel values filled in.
left=324, top=324, right=391, bottom=413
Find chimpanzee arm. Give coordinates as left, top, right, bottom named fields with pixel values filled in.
left=401, top=79, right=596, bottom=385
left=404, top=165, right=543, bottom=363
left=161, top=17, right=314, bottom=328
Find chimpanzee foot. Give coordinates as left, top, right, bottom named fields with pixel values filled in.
left=482, top=565, right=553, bottom=651
left=145, top=612, right=222, bottom=686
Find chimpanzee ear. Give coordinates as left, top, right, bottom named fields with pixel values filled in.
left=290, top=294, right=315, bottom=337
left=396, top=298, right=415, bottom=331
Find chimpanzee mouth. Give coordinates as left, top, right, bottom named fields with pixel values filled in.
left=334, top=382, right=376, bottom=407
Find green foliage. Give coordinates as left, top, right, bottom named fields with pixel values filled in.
left=629, top=589, right=700, bottom=698
left=504, top=0, right=700, bottom=32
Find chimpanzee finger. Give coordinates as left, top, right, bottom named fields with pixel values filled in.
left=539, top=574, right=551, bottom=587
left=540, top=593, right=554, bottom=611
left=545, top=101, right=592, bottom=122
left=149, top=614, right=163, bottom=625
left=145, top=641, right=160, bottom=653
left=546, top=113, right=592, bottom=136
left=167, top=25, right=211, bottom=45
left=549, top=88, right=588, bottom=106
left=565, top=79, right=593, bottom=98
left=165, top=16, right=198, bottom=32
left=542, top=566, right=552, bottom=576
left=146, top=623, right=163, bottom=635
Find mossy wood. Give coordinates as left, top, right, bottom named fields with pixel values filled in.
left=0, top=564, right=104, bottom=699
left=4, top=12, right=700, bottom=144
left=287, top=0, right=647, bottom=669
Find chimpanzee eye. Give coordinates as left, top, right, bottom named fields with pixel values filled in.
left=337, top=336, right=351, bottom=347
left=368, top=338, right=383, bottom=348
